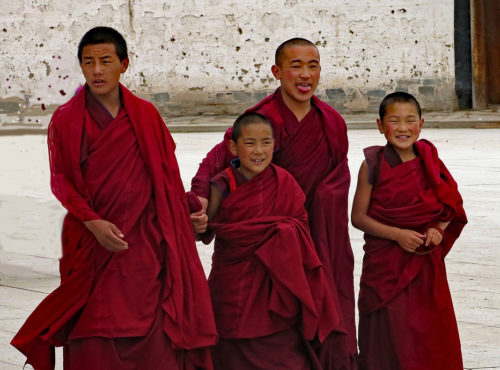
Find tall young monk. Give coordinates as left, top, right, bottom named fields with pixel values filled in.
left=201, top=112, right=341, bottom=369
left=189, top=38, right=357, bottom=369
left=351, top=92, right=467, bottom=370
left=11, top=27, right=217, bottom=370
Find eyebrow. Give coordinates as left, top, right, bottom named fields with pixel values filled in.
left=82, top=54, right=113, bottom=60
left=290, top=59, right=320, bottom=64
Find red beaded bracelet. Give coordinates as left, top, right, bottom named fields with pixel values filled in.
left=431, top=225, right=445, bottom=237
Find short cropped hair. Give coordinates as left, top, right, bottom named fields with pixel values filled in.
left=78, top=26, right=128, bottom=63
left=232, top=112, right=273, bottom=142
left=275, top=38, right=318, bottom=66
left=379, top=92, right=422, bottom=120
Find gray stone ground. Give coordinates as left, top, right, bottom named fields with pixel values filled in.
left=0, top=122, right=499, bottom=369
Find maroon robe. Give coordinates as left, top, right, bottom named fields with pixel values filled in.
left=358, top=140, right=467, bottom=370
left=11, top=84, right=217, bottom=370
left=190, top=89, right=356, bottom=369
left=204, top=164, right=340, bottom=369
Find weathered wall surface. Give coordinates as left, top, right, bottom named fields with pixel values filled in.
left=0, top=0, right=456, bottom=128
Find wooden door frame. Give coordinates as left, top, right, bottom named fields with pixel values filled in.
left=470, top=0, right=488, bottom=108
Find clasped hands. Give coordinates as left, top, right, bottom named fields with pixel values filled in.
left=395, top=226, right=444, bottom=254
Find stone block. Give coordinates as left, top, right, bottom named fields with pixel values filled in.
left=0, top=102, right=20, bottom=114
left=418, top=85, right=435, bottom=95
left=153, top=92, right=170, bottom=103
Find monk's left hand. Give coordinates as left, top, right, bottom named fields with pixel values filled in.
left=191, top=210, right=208, bottom=234
left=424, top=227, right=443, bottom=247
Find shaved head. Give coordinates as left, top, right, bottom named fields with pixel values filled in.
left=275, top=38, right=318, bottom=65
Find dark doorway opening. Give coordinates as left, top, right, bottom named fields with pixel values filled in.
left=454, top=0, right=472, bottom=109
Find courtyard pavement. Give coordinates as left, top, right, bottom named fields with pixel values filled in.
left=0, top=126, right=499, bottom=369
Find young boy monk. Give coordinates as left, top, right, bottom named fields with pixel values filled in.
left=351, top=92, right=467, bottom=370
left=201, top=112, right=339, bottom=369
left=11, top=26, right=217, bottom=369
left=190, top=38, right=356, bottom=369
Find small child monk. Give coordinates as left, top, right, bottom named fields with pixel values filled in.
left=351, top=92, right=468, bottom=370
left=201, top=112, right=341, bottom=369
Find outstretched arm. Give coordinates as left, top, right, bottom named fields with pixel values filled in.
left=190, top=128, right=235, bottom=202
left=351, top=161, right=425, bottom=253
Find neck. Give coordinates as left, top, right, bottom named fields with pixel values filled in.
left=91, top=86, right=121, bottom=118
left=394, top=147, right=416, bottom=162
left=279, top=89, right=312, bottom=122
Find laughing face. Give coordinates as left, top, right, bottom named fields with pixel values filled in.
left=80, top=43, right=129, bottom=101
left=271, top=45, right=321, bottom=111
left=377, top=102, right=424, bottom=161
left=229, top=122, right=275, bottom=180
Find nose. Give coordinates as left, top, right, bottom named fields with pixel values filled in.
left=299, top=66, right=311, bottom=78
left=398, top=121, right=409, bottom=131
left=253, top=143, right=264, bottom=154
left=93, top=62, right=103, bottom=75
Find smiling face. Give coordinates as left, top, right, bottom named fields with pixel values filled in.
left=229, top=122, right=275, bottom=180
left=271, top=45, right=320, bottom=111
left=80, top=43, right=129, bottom=101
left=377, top=102, right=424, bottom=160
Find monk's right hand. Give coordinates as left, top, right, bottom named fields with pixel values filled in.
left=395, top=229, right=425, bottom=253
left=191, top=210, right=208, bottom=234
left=83, top=219, right=128, bottom=252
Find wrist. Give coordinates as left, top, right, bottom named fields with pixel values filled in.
left=431, top=225, right=445, bottom=237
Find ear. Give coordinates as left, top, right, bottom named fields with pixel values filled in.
left=121, top=57, right=129, bottom=73
left=376, top=118, right=384, bottom=134
left=228, top=139, right=238, bottom=156
left=419, top=118, right=424, bottom=129
left=271, top=64, right=281, bottom=80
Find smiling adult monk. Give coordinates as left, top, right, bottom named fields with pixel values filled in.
left=190, top=38, right=357, bottom=369
left=11, top=26, right=217, bottom=370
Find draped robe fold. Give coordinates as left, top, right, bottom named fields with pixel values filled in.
left=11, top=84, right=217, bottom=370
left=204, top=164, right=340, bottom=369
left=191, top=89, right=356, bottom=369
left=358, top=140, right=467, bottom=370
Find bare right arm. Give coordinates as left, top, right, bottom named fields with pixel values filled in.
left=207, top=184, right=223, bottom=221
left=351, top=160, right=425, bottom=253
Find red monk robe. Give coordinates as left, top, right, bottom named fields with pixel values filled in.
left=204, top=164, right=341, bottom=369
left=11, top=84, right=217, bottom=370
left=358, top=140, right=467, bottom=370
left=190, top=88, right=356, bottom=369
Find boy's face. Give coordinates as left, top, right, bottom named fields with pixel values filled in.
left=229, top=123, right=275, bottom=180
left=271, top=45, right=320, bottom=107
left=377, top=102, right=424, bottom=157
left=80, top=42, right=129, bottom=99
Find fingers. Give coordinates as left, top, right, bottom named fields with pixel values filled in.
left=424, top=229, right=443, bottom=247
left=191, top=211, right=208, bottom=234
left=110, top=223, right=125, bottom=238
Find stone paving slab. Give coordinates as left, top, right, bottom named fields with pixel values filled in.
left=1, top=128, right=499, bottom=369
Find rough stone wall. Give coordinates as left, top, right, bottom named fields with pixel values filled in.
left=0, top=0, right=456, bottom=128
